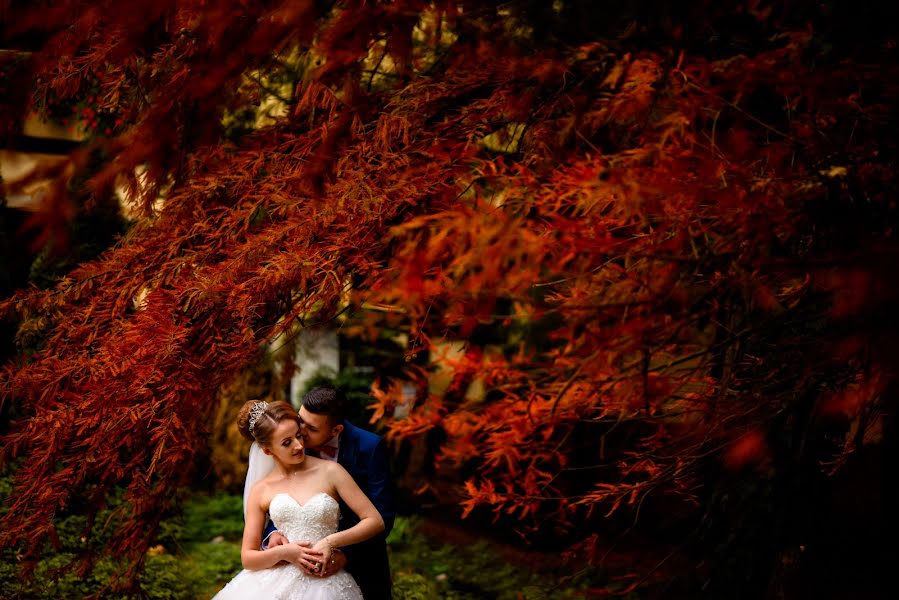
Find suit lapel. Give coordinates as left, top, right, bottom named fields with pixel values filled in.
left=337, top=420, right=358, bottom=473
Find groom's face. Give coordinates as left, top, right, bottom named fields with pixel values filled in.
left=297, top=406, right=341, bottom=450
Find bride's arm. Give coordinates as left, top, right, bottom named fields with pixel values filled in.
left=313, top=463, right=385, bottom=562
left=240, top=485, right=306, bottom=570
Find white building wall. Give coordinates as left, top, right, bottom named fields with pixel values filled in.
left=290, top=327, right=339, bottom=407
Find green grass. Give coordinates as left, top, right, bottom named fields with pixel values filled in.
left=385, top=516, right=590, bottom=600
left=157, top=491, right=246, bottom=599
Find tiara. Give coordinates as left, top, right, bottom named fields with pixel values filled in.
left=247, top=401, right=269, bottom=434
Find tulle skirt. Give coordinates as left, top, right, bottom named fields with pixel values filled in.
left=212, top=563, right=363, bottom=600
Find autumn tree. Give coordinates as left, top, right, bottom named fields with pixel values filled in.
left=2, top=0, right=898, bottom=595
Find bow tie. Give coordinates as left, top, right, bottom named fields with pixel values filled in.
left=317, top=445, right=338, bottom=460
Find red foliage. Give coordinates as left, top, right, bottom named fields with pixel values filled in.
left=723, top=430, right=770, bottom=471
left=1, top=0, right=898, bottom=591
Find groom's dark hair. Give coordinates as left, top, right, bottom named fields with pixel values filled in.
left=302, top=385, right=348, bottom=423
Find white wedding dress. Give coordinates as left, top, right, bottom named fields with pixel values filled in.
left=212, top=492, right=363, bottom=600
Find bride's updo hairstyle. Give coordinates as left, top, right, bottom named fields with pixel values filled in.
left=237, top=400, right=300, bottom=446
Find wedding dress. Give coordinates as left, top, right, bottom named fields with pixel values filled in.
left=212, top=492, right=363, bottom=600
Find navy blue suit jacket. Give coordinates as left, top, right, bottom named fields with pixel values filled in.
left=335, top=420, right=396, bottom=534
left=334, top=420, right=395, bottom=599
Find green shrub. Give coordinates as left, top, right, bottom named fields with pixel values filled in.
left=0, top=552, right=195, bottom=599
left=393, top=572, right=439, bottom=600
left=0, top=469, right=244, bottom=600
left=180, top=492, right=245, bottom=544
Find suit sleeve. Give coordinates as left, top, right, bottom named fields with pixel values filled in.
left=366, top=437, right=396, bottom=536
left=260, top=517, right=277, bottom=550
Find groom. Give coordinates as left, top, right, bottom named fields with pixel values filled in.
left=267, top=385, right=395, bottom=599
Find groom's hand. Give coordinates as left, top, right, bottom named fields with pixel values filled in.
left=318, top=548, right=346, bottom=577
left=267, top=531, right=289, bottom=547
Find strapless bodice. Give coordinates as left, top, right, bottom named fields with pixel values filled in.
left=269, top=492, right=340, bottom=543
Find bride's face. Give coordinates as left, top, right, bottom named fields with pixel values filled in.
left=265, top=419, right=306, bottom=465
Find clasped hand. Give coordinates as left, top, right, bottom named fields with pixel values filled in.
left=267, top=532, right=344, bottom=577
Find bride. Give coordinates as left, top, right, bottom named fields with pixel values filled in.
left=213, top=400, right=384, bottom=600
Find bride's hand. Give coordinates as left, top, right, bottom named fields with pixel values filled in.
left=289, top=540, right=324, bottom=575
left=310, top=538, right=334, bottom=576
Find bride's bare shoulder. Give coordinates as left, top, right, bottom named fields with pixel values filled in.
left=323, top=458, right=351, bottom=479
left=249, top=475, right=280, bottom=505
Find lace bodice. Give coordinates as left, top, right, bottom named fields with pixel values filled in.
left=269, top=492, right=340, bottom=543
left=213, top=491, right=362, bottom=599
